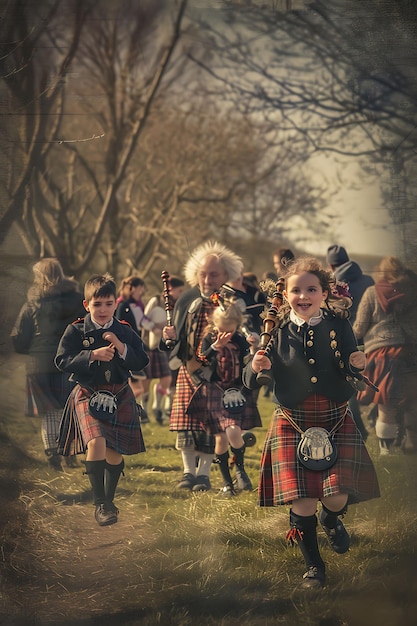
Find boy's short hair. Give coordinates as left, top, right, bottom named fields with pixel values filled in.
left=84, top=273, right=117, bottom=302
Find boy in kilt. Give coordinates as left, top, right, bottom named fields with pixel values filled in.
left=243, top=257, right=380, bottom=589
left=161, top=241, right=244, bottom=492
left=55, top=273, right=149, bottom=526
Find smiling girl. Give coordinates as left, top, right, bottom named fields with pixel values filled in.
left=243, top=257, right=380, bottom=590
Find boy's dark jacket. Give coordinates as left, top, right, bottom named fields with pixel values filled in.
left=55, top=314, right=149, bottom=387
left=243, top=310, right=360, bottom=408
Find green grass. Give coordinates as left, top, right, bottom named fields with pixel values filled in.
left=1, top=355, right=417, bottom=626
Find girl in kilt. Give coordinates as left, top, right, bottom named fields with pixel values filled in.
left=190, top=302, right=261, bottom=496
left=243, top=257, right=380, bottom=589
left=55, top=274, right=149, bottom=527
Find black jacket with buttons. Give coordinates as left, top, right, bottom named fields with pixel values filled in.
left=242, top=309, right=359, bottom=408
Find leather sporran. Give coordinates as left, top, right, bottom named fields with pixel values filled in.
left=296, top=427, right=337, bottom=471
left=222, top=387, right=247, bottom=414
left=88, top=390, right=118, bottom=422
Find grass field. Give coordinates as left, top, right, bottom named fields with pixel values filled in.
left=1, top=353, right=417, bottom=626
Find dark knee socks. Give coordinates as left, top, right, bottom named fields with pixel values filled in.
left=231, top=444, right=245, bottom=469
left=84, top=460, right=106, bottom=505
left=288, top=510, right=325, bottom=571
left=104, top=459, right=125, bottom=504
left=85, top=459, right=124, bottom=505
left=215, top=451, right=233, bottom=486
left=320, top=503, right=347, bottom=529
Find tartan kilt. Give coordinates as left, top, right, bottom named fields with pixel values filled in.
left=57, top=383, right=145, bottom=457
left=186, top=382, right=262, bottom=434
left=258, top=394, right=380, bottom=507
left=358, top=346, right=406, bottom=406
left=169, top=365, right=203, bottom=431
left=143, top=347, right=171, bottom=380
left=25, top=372, right=75, bottom=416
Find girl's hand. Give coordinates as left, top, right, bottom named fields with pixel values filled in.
left=251, top=350, right=272, bottom=374
left=349, top=350, right=366, bottom=370
left=212, top=331, right=232, bottom=350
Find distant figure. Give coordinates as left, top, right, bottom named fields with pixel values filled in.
left=273, top=247, right=295, bottom=275
left=11, top=258, right=84, bottom=471
left=326, top=245, right=374, bottom=324
left=327, top=245, right=375, bottom=441
left=353, top=256, right=417, bottom=455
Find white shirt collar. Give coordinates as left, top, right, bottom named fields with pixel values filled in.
left=90, top=318, right=114, bottom=330
left=290, top=308, right=323, bottom=329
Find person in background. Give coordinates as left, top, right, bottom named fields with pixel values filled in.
left=243, top=256, right=380, bottom=589
left=161, top=240, right=244, bottom=493
left=115, top=275, right=152, bottom=420
left=353, top=256, right=417, bottom=455
left=273, top=247, right=295, bottom=276
left=194, top=302, right=261, bottom=496
left=141, top=276, right=185, bottom=424
left=326, top=245, right=375, bottom=441
left=11, top=258, right=84, bottom=471
left=55, top=273, right=149, bottom=526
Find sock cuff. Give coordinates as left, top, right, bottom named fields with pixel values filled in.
left=375, top=421, right=398, bottom=440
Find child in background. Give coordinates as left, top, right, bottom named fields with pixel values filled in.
left=55, top=273, right=149, bottom=526
left=243, top=257, right=380, bottom=589
left=192, top=302, right=262, bottom=496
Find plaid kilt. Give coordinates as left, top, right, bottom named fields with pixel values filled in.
left=186, top=382, right=262, bottom=434
left=169, top=365, right=203, bottom=431
left=57, top=383, right=145, bottom=456
left=258, top=394, right=380, bottom=507
left=25, top=372, right=75, bottom=416
left=143, top=347, right=171, bottom=380
left=358, top=346, right=406, bottom=406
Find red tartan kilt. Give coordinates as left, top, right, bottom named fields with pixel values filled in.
left=186, top=383, right=262, bottom=434
left=358, top=346, right=406, bottom=406
left=258, top=394, right=380, bottom=507
left=57, top=383, right=145, bottom=456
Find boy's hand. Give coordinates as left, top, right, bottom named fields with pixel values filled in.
left=91, top=345, right=115, bottom=362
left=349, top=350, right=366, bottom=370
left=102, top=331, right=124, bottom=356
left=251, top=350, right=272, bottom=374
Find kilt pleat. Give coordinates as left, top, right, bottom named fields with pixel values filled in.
left=57, top=383, right=145, bottom=456
left=143, top=348, right=171, bottom=380
left=258, top=394, right=380, bottom=507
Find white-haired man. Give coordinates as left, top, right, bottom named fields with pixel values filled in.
left=162, top=240, right=244, bottom=492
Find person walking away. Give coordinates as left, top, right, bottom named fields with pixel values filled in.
left=353, top=256, right=417, bottom=455
left=11, top=258, right=84, bottom=470
left=243, top=256, right=380, bottom=589
left=326, top=245, right=375, bottom=440
left=55, top=273, right=149, bottom=526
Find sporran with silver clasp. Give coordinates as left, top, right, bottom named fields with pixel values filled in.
left=281, top=405, right=347, bottom=471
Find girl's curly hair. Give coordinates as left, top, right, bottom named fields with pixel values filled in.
left=274, top=256, right=352, bottom=320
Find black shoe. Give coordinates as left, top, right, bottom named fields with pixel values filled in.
left=235, top=468, right=253, bottom=491
left=300, top=566, right=326, bottom=589
left=65, top=455, right=79, bottom=468
left=191, top=475, right=211, bottom=492
left=154, top=409, right=163, bottom=424
left=46, top=452, right=63, bottom=471
left=94, top=503, right=118, bottom=527
left=176, top=473, right=196, bottom=490
left=319, top=510, right=350, bottom=554
left=219, top=484, right=236, bottom=497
